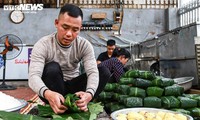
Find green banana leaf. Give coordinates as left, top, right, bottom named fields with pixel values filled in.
left=182, top=94, right=200, bottom=99
left=193, top=96, right=200, bottom=106
left=135, top=78, right=152, bottom=88
left=146, top=86, right=164, bottom=97
left=183, top=95, right=200, bottom=107
left=116, top=85, right=130, bottom=95
left=112, top=93, right=120, bottom=101
left=104, top=102, right=125, bottom=113
left=138, top=70, right=156, bottom=80
left=128, top=87, right=146, bottom=98
left=64, top=93, right=80, bottom=112
left=188, top=107, right=200, bottom=117
left=119, top=77, right=136, bottom=85
left=118, top=94, right=129, bottom=103
left=171, top=108, right=191, bottom=115
left=0, top=110, right=47, bottom=120
left=98, top=91, right=113, bottom=100
left=110, top=104, right=125, bottom=113
left=123, top=97, right=143, bottom=107
left=144, top=97, right=162, bottom=108
left=124, top=70, right=140, bottom=78
left=161, top=78, right=175, bottom=87
left=164, top=85, right=184, bottom=96
left=161, top=96, right=180, bottom=108
left=104, top=83, right=118, bottom=91
left=38, top=102, right=103, bottom=120
left=53, top=112, right=90, bottom=120
left=104, top=102, right=118, bottom=108
left=38, top=104, right=54, bottom=117
left=152, top=77, right=175, bottom=87
left=178, top=97, right=198, bottom=108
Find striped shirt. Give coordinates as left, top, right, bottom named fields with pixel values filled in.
left=98, top=57, right=124, bottom=82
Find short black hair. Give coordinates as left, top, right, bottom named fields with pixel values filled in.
left=107, top=39, right=116, bottom=46
left=59, top=4, right=83, bottom=20
left=113, top=48, right=131, bottom=59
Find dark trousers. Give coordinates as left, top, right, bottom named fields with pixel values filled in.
left=40, top=61, right=111, bottom=103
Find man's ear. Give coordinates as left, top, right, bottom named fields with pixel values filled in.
left=55, top=19, right=58, bottom=27
left=80, top=25, right=83, bottom=30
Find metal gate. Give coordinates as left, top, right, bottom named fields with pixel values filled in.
left=195, top=44, right=200, bottom=86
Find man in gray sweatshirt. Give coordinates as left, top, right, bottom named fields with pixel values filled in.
left=28, top=4, right=110, bottom=114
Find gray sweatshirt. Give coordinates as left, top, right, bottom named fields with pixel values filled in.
left=28, top=33, right=99, bottom=98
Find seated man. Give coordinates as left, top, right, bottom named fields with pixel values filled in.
left=28, top=4, right=110, bottom=114
left=96, top=39, right=116, bottom=64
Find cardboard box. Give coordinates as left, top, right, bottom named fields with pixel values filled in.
left=91, top=12, right=107, bottom=19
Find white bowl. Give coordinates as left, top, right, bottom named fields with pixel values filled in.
left=111, top=107, right=193, bottom=120
left=3, top=99, right=27, bottom=112
left=174, top=77, right=194, bottom=91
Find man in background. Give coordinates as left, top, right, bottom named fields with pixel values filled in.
left=98, top=48, right=131, bottom=83
left=96, top=39, right=116, bottom=64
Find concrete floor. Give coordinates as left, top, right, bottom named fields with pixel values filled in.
left=0, top=81, right=29, bottom=88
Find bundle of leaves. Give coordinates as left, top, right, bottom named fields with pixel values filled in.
left=38, top=93, right=104, bottom=120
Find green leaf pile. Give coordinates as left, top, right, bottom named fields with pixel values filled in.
left=88, top=102, right=104, bottom=120
left=37, top=93, right=104, bottom=120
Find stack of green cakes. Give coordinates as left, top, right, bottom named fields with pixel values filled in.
left=97, top=69, right=200, bottom=119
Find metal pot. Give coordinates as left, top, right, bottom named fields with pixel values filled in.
left=174, top=77, right=194, bottom=91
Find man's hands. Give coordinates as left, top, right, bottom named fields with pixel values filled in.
left=75, top=91, right=93, bottom=112
left=44, top=89, right=67, bottom=114
left=44, top=90, right=92, bottom=114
